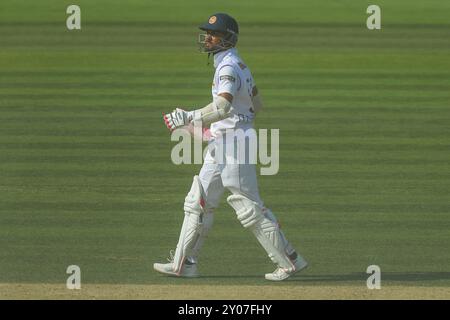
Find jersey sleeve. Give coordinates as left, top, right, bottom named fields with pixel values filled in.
left=216, top=65, right=239, bottom=96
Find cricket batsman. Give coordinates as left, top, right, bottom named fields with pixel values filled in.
left=154, top=13, right=308, bottom=281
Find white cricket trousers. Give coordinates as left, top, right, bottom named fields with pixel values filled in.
left=198, top=142, right=263, bottom=210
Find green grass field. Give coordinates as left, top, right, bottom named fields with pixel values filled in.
left=1, top=0, right=449, bottom=299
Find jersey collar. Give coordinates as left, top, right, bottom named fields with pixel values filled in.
left=213, top=48, right=237, bottom=68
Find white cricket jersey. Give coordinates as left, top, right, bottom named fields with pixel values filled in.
left=210, top=48, right=256, bottom=137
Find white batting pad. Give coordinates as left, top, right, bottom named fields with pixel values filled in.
left=227, top=194, right=295, bottom=271
left=172, top=176, right=206, bottom=273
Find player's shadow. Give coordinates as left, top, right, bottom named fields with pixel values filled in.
left=201, top=272, right=450, bottom=282
left=282, top=272, right=450, bottom=283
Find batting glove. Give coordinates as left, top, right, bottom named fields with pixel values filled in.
left=163, top=108, right=193, bottom=131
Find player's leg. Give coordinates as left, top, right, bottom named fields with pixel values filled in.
left=153, top=174, right=205, bottom=277
left=223, top=162, right=307, bottom=281
left=153, top=151, right=224, bottom=277
left=186, top=161, right=224, bottom=265
left=260, top=207, right=308, bottom=281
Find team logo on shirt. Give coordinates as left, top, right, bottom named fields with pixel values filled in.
left=220, top=75, right=236, bottom=82
left=209, top=16, right=217, bottom=24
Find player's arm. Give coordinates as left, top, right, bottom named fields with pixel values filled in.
left=190, top=65, right=237, bottom=126
left=191, top=92, right=233, bottom=125
left=163, top=66, right=237, bottom=130
left=163, top=94, right=233, bottom=131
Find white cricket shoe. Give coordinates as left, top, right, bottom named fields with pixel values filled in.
left=153, top=262, right=199, bottom=278
left=265, top=256, right=308, bottom=281
left=153, top=251, right=199, bottom=278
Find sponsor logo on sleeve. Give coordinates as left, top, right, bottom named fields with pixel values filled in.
left=220, top=75, right=236, bottom=82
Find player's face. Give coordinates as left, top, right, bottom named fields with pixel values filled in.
left=198, top=30, right=227, bottom=53
left=204, top=30, right=225, bottom=51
